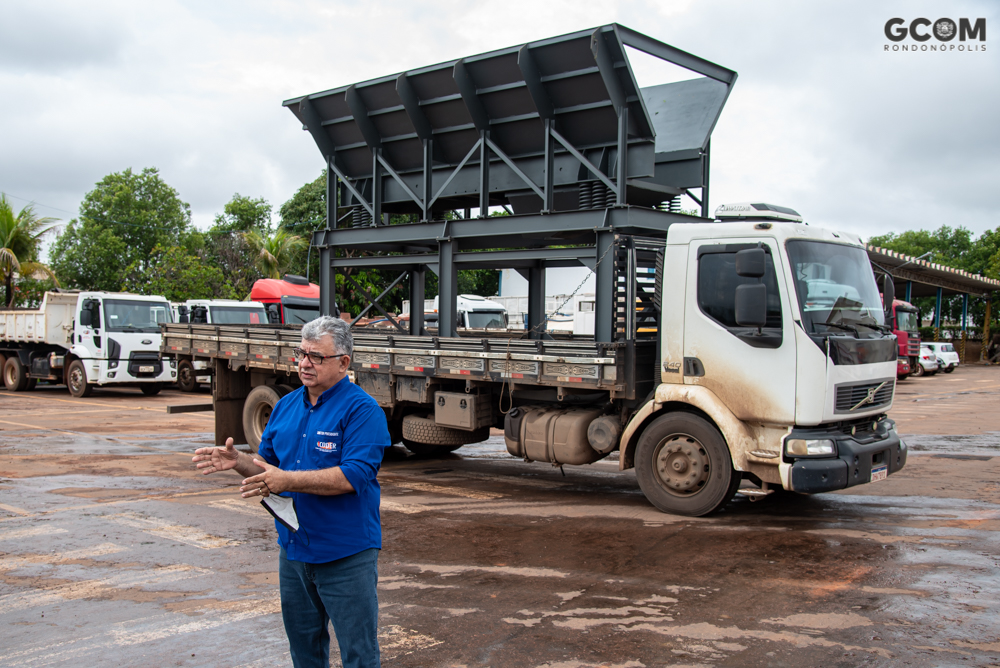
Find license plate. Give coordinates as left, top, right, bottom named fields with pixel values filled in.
left=871, top=464, right=888, bottom=482
left=139, top=365, right=154, bottom=373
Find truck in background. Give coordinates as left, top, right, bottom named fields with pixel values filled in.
left=250, top=275, right=320, bottom=325
left=170, top=299, right=269, bottom=392
left=888, top=299, right=921, bottom=374
left=401, top=294, right=508, bottom=331
left=2, top=291, right=176, bottom=397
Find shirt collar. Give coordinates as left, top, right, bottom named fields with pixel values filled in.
left=300, top=375, right=349, bottom=407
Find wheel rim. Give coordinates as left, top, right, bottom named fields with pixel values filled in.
left=252, top=403, right=272, bottom=436
left=179, top=366, right=193, bottom=386
left=653, top=433, right=711, bottom=497
left=69, top=366, right=85, bottom=394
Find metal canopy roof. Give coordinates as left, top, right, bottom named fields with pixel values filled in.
left=285, top=24, right=736, bottom=218
left=868, top=246, right=1000, bottom=298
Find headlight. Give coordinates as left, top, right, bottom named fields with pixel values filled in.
left=169, top=359, right=177, bottom=368
left=786, top=438, right=836, bottom=456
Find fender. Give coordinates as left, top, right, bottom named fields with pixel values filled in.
left=619, top=384, right=790, bottom=484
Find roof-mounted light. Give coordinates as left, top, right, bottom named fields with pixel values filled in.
left=715, top=202, right=803, bottom=223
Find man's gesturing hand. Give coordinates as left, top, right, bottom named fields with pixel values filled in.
left=193, top=437, right=240, bottom=475
left=241, top=458, right=285, bottom=498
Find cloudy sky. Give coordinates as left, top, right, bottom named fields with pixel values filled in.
left=2, top=0, right=996, bottom=257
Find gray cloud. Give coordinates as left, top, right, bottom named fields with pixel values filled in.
left=1, top=0, right=996, bottom=260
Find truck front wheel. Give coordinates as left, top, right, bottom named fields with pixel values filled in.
left=67, top=360, right=93, bottom=398
left=177, top=360, right=199, bottom=392
left=635, top=413, right=741, bottom=517
left=3, top=356, right=29, bottom=392
left=243, top=384, right=293, bottom=453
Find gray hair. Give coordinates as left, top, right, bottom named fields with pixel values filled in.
left=301, top=316, right=353, bottom=357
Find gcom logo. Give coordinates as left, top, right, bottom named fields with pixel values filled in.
left=884, top=18, right=986, bottom=52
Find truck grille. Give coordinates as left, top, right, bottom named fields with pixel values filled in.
left=835, top=380, right=894, bottom=413
left=907, top=340, right=920, bottom=355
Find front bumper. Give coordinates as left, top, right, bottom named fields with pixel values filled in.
left=784, top=420, right=907, bottom=493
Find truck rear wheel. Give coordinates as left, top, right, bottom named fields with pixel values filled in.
left=635, top=413, right=741, bottom=517
left=243, top=384, right=293, bottom=453
left=4, top=356, right=29, bottom=392
left=401, top=414, right=489, bottom=456
left=177, top=360, right=199, bottom=392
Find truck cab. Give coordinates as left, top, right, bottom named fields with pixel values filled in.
left=428, top=294, right=508, bottom=330
left=250, top=275, right=320, bottom=325
left=888, top=299, right=921, bottom=372
left=172, top=299, right=269, bottom=392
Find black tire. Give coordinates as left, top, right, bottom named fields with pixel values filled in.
left=177, top=359, right=199, bottom=392
left=912, top=362, right=925, bottom=378
left=67, top=360, right=93, bottom=397
left=635, top=413, right=741, bottom=517
left=25, top=378, right=37, bottom=391
left=400, top=414, right=489, bottom=456
left=242, top=384, right=293, bottom=453
left=944, top=366, right=956, bottom=373
left=3, top=356, right=29, bottom=392
left=140, top=384, right=162, bottom=396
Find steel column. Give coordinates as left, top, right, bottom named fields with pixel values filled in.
left=319, top=247, right=334, bottom=316
left=422, top=139, right=433, bottom=221
left=479, top=132, right=490, bottom=216
left=905, top=280, right=912, bottom=303
left=543, top=119, right=554, bottom=213
left=409, top=268, right=425, bottom=335
left=438, top=239, right=457, bottom=337
left=962, top=293, right=968, bottom=330
left=701, top=139, right=711, bottom=218
left=616, top=107, right=628, bottom=205
left=595, top=230, right=615, bottom=342
left=935, top=287, right=943, bottom=331
left=372, top=149, right=383, bottom=224
left=527, top=264, right=545, bottom=339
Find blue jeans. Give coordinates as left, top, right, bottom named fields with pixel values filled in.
left=279, top=547, right=381, bottom=668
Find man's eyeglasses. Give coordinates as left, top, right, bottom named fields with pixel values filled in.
left=293, top=348, right=348, bottom=365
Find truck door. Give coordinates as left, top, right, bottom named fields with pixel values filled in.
left=683, top=239, right=797, bottom=423
left=78, top=298, right=103, bottom=355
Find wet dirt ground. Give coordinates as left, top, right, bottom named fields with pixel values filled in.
left=1, top=366, right=998, bottom=667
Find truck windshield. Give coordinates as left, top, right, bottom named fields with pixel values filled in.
left=785, top=240, right=885, bottom=335
left=210, top=306, right=267, bottom=325
left=283, top=305, right=319, bottom=325
left=466, top=310, right=507, bottom=328
left=104, top=299, right=172, bottom=332
left=896, top=309, right=919, bottom=333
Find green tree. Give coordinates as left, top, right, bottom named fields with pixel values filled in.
left=121, top=245, right=231, bottom=302
left=50, top=218, right=129, bottom=291
left=245, top=229, right=307, bottom=280
left=0, top=195, right=60, bottom=306
left=213, top=193, right=272, bottom=234
left=50, top=167, right=193, bottom=291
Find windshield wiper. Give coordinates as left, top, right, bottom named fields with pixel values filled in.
left=823, top=322, right=859, bottom=336
left=854, top=321, right=893, bottom=335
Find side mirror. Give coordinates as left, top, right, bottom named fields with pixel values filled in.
left=79, top=308, right=92, bottom=328
left=735, top=284, right=767, bottom=327
left=735, top=248, right=766, bottom=278
left=267, top=304, right=281, bottom=324
left=880, top=274, right=895, bottom=318
left=177, top=305, right=189, bottom=324
left=192, top=306, right=209, bottom=324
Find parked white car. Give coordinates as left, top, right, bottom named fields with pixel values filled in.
left=913, top=345, right=940, bottom=377
left=924, top=342, right=960, bottom=373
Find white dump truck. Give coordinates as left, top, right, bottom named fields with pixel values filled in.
left=1, top=291, right=176, bottom=396
left=170, top=299, right=269, bottom=392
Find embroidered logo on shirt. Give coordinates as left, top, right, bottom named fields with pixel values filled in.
left=316, top=441, right=338, bottom=452
left=317, top=431, right=340, bottom=437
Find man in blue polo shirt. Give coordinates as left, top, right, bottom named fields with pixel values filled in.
left=192, top=316, right=389, bottom=668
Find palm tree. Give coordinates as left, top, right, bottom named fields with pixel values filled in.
left=0, top=195, right=60, bottom=307
left=244, top=229, right=307, bottom=280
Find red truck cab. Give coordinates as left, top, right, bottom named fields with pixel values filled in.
left=249, top=275, right=321, bottom=325
left=889, top=299, right=921, bottom=372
